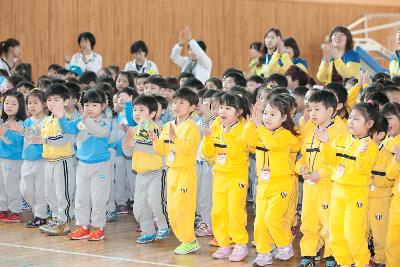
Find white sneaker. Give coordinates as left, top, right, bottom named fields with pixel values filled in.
left=252, top=252, right=273, bottom=266
left=274, top=244, right=294, bottom=260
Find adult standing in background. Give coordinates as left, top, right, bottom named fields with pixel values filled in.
left=124, top=40, right=159, bottom=75
left=0, top=38, right=22, bottom=75
left=389, top=30, right=400, bottom=78
left=171, top=26, right=212, bottom=84
left=64, top=32, right=102, bottom=74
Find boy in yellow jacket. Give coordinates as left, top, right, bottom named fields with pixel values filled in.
left=123, top=95, right=169, bottom=244
left=151, top=88, right=201, bottom=255
left=296, top=90, right=348, bottom=267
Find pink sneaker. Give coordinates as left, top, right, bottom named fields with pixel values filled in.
left=229, top=244, right=248, bottom=262
left=195, top=223, right=213, bottom=237
left=212, top=246, right=232, bottom=259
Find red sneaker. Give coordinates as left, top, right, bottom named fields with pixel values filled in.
left=68, top=226, right=90, bottom=240
left=3, top=213, right=21, bottom=223
left=87, top=228, right=104, bottom=241
left=0, top=211, right=10, bottom=220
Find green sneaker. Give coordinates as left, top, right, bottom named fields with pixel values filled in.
left=174, top=240, right=201, bottom=255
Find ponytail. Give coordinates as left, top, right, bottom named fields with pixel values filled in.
left=0, top=38, right=20, bottom=57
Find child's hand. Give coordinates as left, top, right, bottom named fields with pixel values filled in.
left=64, top=54, right=72, bottom=63
left=363, top=71, right=371, bottom=86
left=322, top=43, right=332, bottom=62
left=123, top=134, right=136, bottom=148
left=52, top=101, right=65, bottom=119
left=357, top=70, right=364, bottom=87
left=394, top=145, right=400, bottom=163
left=300, top=166, right=310, bottom=180
left=29, top=136, right=45, bottom=144
left=251, top=102, right=263, bottom=127
left=6, top=120, right=23, bottom=133
left=276, top=37, right=285, bottom=53
left=314, top=127, right=329, bottom=143
left=203, top=127, right=212, bottom=136
left=309, top=171, right=321, bottom=183
left=358, top=139, right=368, bottom=152
left=149, top=130, right=158, bottom=142
left=169, top=124, right=177, bottom=141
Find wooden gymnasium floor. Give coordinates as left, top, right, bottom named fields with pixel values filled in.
left=0, top=207, right=326, bottom=267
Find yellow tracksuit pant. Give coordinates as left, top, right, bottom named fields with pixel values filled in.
left=385, top=195, right=400, bottom=267
left=367, top=194, right=391, bottom=264
left=254, top=178, right=293, bottom=253
left=167, top=166, right=197, bottom=243
left=212, top=172, right=248, bottom=247
left=329, top=184, right=370, bottom=267
left=286, top=174, right=299, bottom=234
left=300, top=181, right=333, bottom=258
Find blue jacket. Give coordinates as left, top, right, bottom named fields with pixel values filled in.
left=0, top=121, right=24, bottom=160
left=22, top=117, right=45, bottom=161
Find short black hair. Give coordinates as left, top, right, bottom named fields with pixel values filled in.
left=173, top=87, right=199, bottom=106
left=134, top=95, right=158, bottom=115
left=50, top=77, right=66, bottom=84
left=137, top=73, right=150, bottom=80
left=285, top=65, right=308, bottom=86
left=119, top=87, right=139, bottom=101
left=229, top=85, right=253, bottom=107
left=203, top=89, right=218, bottom=99
left=38, top=77, right=51, bottom=90
left=116, top=71, right=135, bottom=88
left=79, top=71, right=97, bottom=85
left=248, top=75, right=264, bottom=85
left=56, top=68, right=69, bottom=76
left=147, top=75, right=167, bottom=88
left=153, top=95, right=169, bottom=110
left=178, top=72, right=195, bottom=81
left=365, top=91, right=389, bottom=107
left=267, top=87, right=291, bottom=99
left=130, top=40, right=148, bottom=55
left=283, top=37, right=300, bottom=58
left=249, top=42, right=262, bottom=52
left=225, top=71, right=246, bottom=87
left=205, top=77, right=223, bottom=90
left=1, top=90, right=26, bottom=122
left=82, top=88, right=106, bottom=104
left=184, top=77, right=204, bottom=91
left=45, top=83, right=70, bottom=100
left=309, top=89, right=337, bottom=111
left=77, top=32, right=96, bottom=49
left=381, top=102, right=400, bottom=119
left=15, top=63, right=32, bottom=81
left=8, top=74, right=27, bottom=88
left=324, top=82, right=348, bottom=104
left=266, top=73, right=288, bottom=87
left=197, top=89, right=207, bottom=98
left=48, top=64, right=62, bottom=72
left=372, top=114, right=388, bottom=135
left=293, top=86, right=309, bottom=97
left=165, top=76, right=179, bottom=91
left=96, top=75, right=115, bottom=87
left=223, top=68, right=244, bottom=78
left=16, top=81, right=34, bottom=90
left=65, top=82, right=81, bottom=101
left=373, top=72, right=391, bottom=82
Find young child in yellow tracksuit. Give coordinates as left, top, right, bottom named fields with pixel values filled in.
left=316, top=102, right=379, bottom=267
left=243, top=94, right=300, bottom=266
left=202, top=93, right=250, bottom=262
left=368, top=114, right=394, bottom=266
left=296, top=90, right=348, bottom=267
left=151, top=88, right=201, bottom=255
left=380, top=102, right=400, bottom=267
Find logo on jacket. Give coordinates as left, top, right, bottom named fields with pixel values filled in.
left=239, top=182, right=246, bottom=189
left=322, top=204, right=329, bottom=210
left=180, top=188, right=187, bottom=193
left=356, top=201, right=363, bottom=208
left=281, top=192, right=287, bottom=198
left=375, top=214, right=382, bottom=221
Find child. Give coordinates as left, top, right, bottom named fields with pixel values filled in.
left=292, top=86, right=309, bottom=127
left=222, top=71, right=246, bottom=91
left=315, top=102, right=379, bottom=267
left=135, top=73, right=150, bottom=95
left=367, top=114, right=394, bottom=266
left=154, top=95, right=174, bottom=126
left=195, top=89, right=217, bottom=237
left=202, top=93, right=250, bottom=261
left=205, top=77, right=222, bottom=91
left=16, top=81, right=35, bottom=100
left=65, top=81, right=81, bottom=120
left=246, top=75, right=264, bottom=96
left=183, top=77, right=204, bottom=92
left=53, top=89, right=112, bottom=241
left=47, top=64, right=62, bottom=78
left=0, top=90, right=26, bottom=223
left=116, top=71, right=135, bottom=91
left=151, top=88, right=201, bottom=254
left=144, top=75, right=167, bottom=96
left=38, top=83, right=76, bottom=236
left=164, top=76, right=179, bottom=102
left=243, top=94, right=300, bottom=266
left=324, top=82, right=349, bottom=120
left=123, top=95, right=169, bottom=243
left=19, top=90, right=47, bottom=227
left=295, top=90, right=348, bottom=267
left=285, top=65, right=309, bottom=90
left=78, top=71, right=97, bottom=90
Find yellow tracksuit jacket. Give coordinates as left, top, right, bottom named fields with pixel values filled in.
left=295, top=119, right=348, bottom=258
left=389, top=50, right=400, bottom=78
left=153, top=119, right=200, bottom=243
left=321, top=134, right=378, bottom=267
left=383, top=134, right=400, bottom=267
left=367, top=144, right=394, bottom=265
left=202, top=118, right=249, bottom=246
left=243, top=121, right=300, bottom=253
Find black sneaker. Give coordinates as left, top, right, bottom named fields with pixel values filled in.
left=324, top=256, right=337, bottom=267
left=26, top=217, right=47, bottom=228
left=298, top=256, right=315, bottom=267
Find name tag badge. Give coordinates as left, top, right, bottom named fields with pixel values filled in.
left=217, top=152, right=227, bottom=164
left=167, top=151, right=175, bottom=162
left=260, top=168, right=271, bottom=181
left=370, top=184, right=376, bottom=192
left=336, top=164, right=345, bottom=177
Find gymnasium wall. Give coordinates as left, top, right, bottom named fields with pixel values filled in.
left=1, top=0, right=400, bottom=81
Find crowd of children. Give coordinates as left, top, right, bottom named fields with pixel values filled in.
left=1, top=25, right=400, bottom=267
